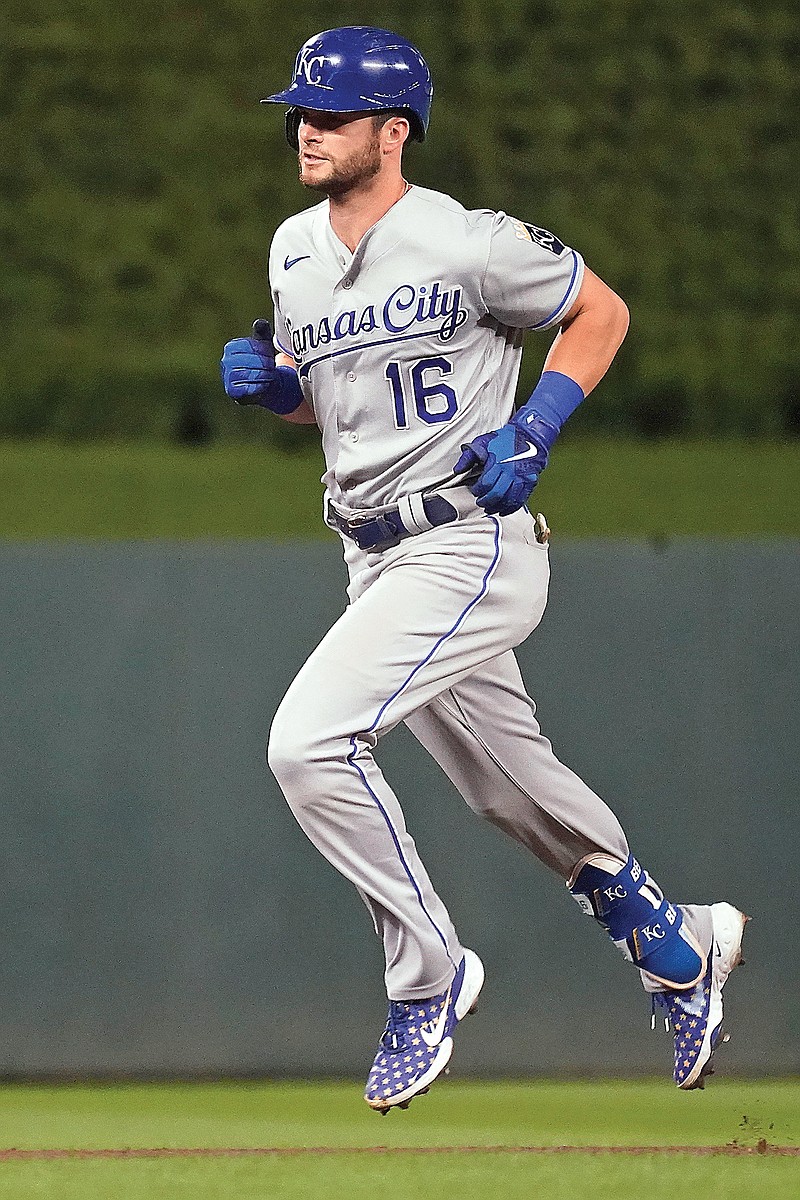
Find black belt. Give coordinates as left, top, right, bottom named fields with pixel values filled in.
left=327, top=494, right=459, bottom=552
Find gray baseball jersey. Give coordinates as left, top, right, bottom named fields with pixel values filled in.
left=266, top=185, right=712, bottom=1003
left=269, top=185, right=584, bottom=509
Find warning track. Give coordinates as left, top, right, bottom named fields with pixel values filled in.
left=1, top=1144, right=798, bottom=1160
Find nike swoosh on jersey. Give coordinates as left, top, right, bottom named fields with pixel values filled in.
left=418, top=987, right=453, bottom=1048
left=499, top=445, right=541, bottom=464
left=284, top=254, right=311, bottom=270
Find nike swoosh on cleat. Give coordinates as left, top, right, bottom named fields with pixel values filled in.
left=419, top=986, right=453, bottom=1048
left=499, top=445, right=541, bottom=464
left=284, top=254, right=311, bottom=270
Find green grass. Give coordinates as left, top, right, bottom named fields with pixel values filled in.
left=2, top=1154, right=797, bottom=1200
left=1, top=438, right=798, bottom=539
left=0, top=1080, right=797, bottom=1198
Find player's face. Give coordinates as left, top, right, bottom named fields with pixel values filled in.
left=297, top=110, right=384, bottom=195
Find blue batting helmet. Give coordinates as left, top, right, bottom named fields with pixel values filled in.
left=261, top=27, right=433, bottom=148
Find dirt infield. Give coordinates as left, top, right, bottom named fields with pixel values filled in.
left=1, top=1144, right=798, bottom=1160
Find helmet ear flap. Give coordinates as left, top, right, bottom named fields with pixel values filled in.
left=285, top=107, right=301, bottom=149
left=405, top=112, right=426, bottom=143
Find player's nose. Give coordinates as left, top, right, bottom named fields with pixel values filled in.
left=298, top=115, right=323, bottom=142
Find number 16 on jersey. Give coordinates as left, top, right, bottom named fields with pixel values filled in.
left=385, top=357, right=458, bottom=427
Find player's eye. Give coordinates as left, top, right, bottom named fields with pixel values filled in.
left=300, top=110, right=338, bottom=130
left=299, top=109, right=360, bottom=133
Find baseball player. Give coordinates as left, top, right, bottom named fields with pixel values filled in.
left=220, top=27, right=747, bottom=1113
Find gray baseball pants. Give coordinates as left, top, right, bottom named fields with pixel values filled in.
left=268, top=499, right=711, bottom=999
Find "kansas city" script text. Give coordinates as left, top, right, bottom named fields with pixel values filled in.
left=286, top=282, right=469, bottom=361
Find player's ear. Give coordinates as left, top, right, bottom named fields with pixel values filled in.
left=382, top=115, right=410, bottom=151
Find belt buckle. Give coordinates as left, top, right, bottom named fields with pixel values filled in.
left=350, top=512, right=402, bottom=552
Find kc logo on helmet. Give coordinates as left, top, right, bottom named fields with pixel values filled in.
left=297, top=49, right=330, bottom=85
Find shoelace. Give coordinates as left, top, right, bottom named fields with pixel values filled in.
left=381, top=1001, right=413, bottom=1052
left=650, top=993, right=671, bottom=1032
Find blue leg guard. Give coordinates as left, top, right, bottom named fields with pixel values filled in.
left=568, top=853, right=705, bottom=990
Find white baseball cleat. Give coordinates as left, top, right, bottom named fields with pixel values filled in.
left=653, top=903, right=749, bottom=1090
left=364, top=948, right=484, bottom=1113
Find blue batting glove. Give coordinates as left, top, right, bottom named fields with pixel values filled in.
left=220, top=319, right=305, bottom=414
left=220, top=320, right=279, bottom=404
left=453, top=414, right=556, bottom=516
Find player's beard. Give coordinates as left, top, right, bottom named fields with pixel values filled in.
left=299, top=133, right=383, bottom=197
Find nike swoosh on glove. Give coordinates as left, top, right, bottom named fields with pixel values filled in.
left=453, top=415, right=556, bottom=516
left=220, top=325, right=278, bottom=404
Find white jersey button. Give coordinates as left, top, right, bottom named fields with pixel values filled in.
left=342, top=278, right=353, bottom=289
left=346, top=371, right=357, bottom=382
left=349, top=431, right=359, bottom=442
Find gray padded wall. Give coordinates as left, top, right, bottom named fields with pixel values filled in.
left=1, top=539, right=797, bottom=1077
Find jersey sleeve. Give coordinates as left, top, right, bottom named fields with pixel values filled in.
left=267, top=232, right=293, bottom=358
left=481, top=212, right=584, bottom=331
left=271, top=292, right=292, bottom=357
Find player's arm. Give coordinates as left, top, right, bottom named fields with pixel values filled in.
left=274, top=351, right=317, bottom=424
left=220, top=320, right=316, bottom=424
left=455, top=267, right=628, bottom=516
left=542, top=267, right=629, bottom=396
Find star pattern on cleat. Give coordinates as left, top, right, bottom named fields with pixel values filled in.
left=654, top=971, right=716, bottom=1088
left=650, top=904, right=746, bottom=1091
left=364, top=992, right=452, bottom=1107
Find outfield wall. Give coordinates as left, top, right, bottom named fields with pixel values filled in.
left=1, top=540, right=798, bottom=1077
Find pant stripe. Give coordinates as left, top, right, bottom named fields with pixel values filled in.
left=347, top=518, right=503, bottom=981
left=347, top=737, right=456, bottom=972
left=368, top=518, right=503, bottom=734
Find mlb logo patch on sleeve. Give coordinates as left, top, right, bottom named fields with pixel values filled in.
left=511, top=218, right=566, bottom=256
